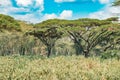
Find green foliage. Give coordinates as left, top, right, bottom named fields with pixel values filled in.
left=77, top=18, right=111, bottom=27
left=68, top=27, right=115, bottom=57
left=28, top=17, right=120, bottom=57
left=0, top=34, right=44, bottom=56
left=35, top=19, right=66, bottom=28
left=35, top=18, right=112, bottom=29
left=105, top=17, right=119, bottom=21
left=98, top=24, right=120, bottom=52
left=112, top=0, right=120, bottom=6
left=0, top=14, right=120, bottom=58
left=101, top=50, right=120, bottom=60
left=62, top=17, right=120, bottom=57
left=0, top=14, right=21, bottom=31
left=27, top=27, right=63, bottom=57
left=55, top=37, right=75, bottom=56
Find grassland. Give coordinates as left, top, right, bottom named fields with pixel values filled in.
left=0, top=55, right=120, bottom=80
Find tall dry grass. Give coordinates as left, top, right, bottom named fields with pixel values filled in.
left=0, top=55, right=120, bottom=80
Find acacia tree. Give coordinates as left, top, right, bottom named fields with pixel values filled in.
left=63, top=18, right=112, bottom=57
left=102, top=0, right=120, bottom=50
left=68, top=27, right=115, bottom=57
left=27, top=27, right=63, bottom=57
left=56, top=18, right=110, bottom=56
left=67, top=19, right=120, bottom=57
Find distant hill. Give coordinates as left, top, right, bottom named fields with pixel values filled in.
left=0, top=14, right=21, bottom=32
left=0, top=14, right=34, bottom=34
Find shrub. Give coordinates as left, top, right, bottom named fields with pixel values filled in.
left=101, top=50, right=120, bottom=60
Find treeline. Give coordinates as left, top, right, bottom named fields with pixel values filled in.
left=28, top=17, right=120, bottom=58
left=0, top=14, right=120, bottom=59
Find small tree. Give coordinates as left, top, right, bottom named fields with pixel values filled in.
left=27, top=27, right=63, bottom=57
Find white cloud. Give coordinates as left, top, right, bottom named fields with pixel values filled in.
left=0, top=0, right=13, bottom=14
left=14, top=10, right=73, bottom=23
left=15, top=0, right=44, bottom=7
left=88, top=6, right=120, bottom=19
left=55, top=0, right=75, bottom=3
left=12, top=13, right=42, bottom=23
left=36, top=0, right=44, bottom=5
left=60, top=10, right=73, bottom=19
left=15, top=0, right=44, bottom=10
left=43, top=13, right=57, bottom=20
left=42, top=10, right=73, bottom=21
left=10, top=9, right=44, bottom=23
left=0, top=0, right=44, bottom=13
left=0, top=0, right=72, bottom=23
left=92, top=0, right=111, bottom=4
left=0, top=0, right=12, bottom=6
left=15, top=0, right=33, bottom=7
left=0, top=0, right=44, bottom=23
left=99, top=0, right=110, bottom=4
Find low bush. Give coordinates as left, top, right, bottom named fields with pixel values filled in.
left=101, top=50, right=120, bottom=60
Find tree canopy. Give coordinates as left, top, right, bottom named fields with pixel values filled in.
left=27, top=17, right=120, bottom=57
left=113, top=0, right=120, bottom=6
left=0, top=14, right=21, bottom=32
left=27, top=27, right=63, bottom=57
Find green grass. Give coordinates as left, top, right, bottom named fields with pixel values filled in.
left=0, top=55, right=120, bottom=80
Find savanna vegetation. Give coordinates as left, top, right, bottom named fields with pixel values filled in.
left=0, top=56, right=120, bottom=80
left=1, top=15, right=120, bottom=58
left=0, top=0, right=120, bottom=79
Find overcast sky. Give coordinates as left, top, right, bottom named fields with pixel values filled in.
left=0, top=0, right=120, bottom=23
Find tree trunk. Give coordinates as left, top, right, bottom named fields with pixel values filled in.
left=20, top=46, right=25, bottom=55
left=84, top=50, right=90, bottom=58
left=47, top=46, right=52, bottom=58
left=74, top=43, right=83, bottom=55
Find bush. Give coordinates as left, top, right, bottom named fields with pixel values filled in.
left=0, top=35, right=44, bottom=56
left=101, top=50, right=120, bottom=60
